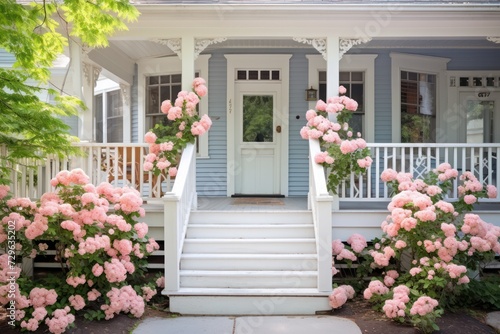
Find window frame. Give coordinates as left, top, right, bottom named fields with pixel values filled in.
left=390, top=52, right=450, bottom=143
left=94, top=85, right=124, bottom=144
left=306, top=54, right=377, bottom=142
left=138, top=55, right=210, bottom=158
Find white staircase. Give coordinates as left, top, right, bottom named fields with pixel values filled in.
left=168, top=210, right=331, bottom=315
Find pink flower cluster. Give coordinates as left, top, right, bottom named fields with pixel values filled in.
left=144, top=77, right=211, bottom=176
left=329, top=285, right=355, bottom=309
left=50, top=168, right=89, bottom=187
left=100, top=286, right=145, bottom=320
left=363, top=280, right=390, bottom=300
left=382, top=285, right=410, bottom=319
left=44, top=306, right=75, bottom=334
left=409, top=296, right=438, bottom=316
left=347, top=233, right=367, bottom=253
left=30, top=287, right=58, bottom=308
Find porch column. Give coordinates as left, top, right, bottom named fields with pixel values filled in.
left=326, top=35, right=340, bottom=99
left=120, top=83, right=131, bottom=143
left=326, top=35, right=340, bottom=211
left=70, top=41, right=101, bottom=142
left=181, top=36, right=196, bottom=91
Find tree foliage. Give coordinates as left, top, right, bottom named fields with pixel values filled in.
left=0, top=0, right=139, bottom=184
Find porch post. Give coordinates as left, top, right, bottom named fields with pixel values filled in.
left=326, top=35, right=340, bottom=211
left=326, top=35, right=340, bottom=100
left=181, top=36, right=196, bottom=91
left=120, top=83, right=131, bottom=143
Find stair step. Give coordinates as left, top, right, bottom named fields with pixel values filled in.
left=180, top=253, right=318, bottom=270
left=179, top=270, right=318, bottom=289
left=186, top=224, right=314, bottom=238
left=182, top=238, right=316, bottom=254
left=190, top=210, right=313, bottom=225
left=168, top=291, right=331, bottom=315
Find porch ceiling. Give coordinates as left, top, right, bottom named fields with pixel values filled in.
left=111, top=37, right=500, bottom=61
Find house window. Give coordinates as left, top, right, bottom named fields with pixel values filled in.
left=94, top=89, right=123, bottom=143
left=145, top=74, right=182, bottom=130
left=318, top=71, right=365, bottom=136
left=400, top=71, right=436, bottom=143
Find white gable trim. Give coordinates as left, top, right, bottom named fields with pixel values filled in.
left=306, top=54, right=378, bottom=142
left=137, top=54, right=210, bottom=157
left=390, top=52, right=450, bottom=143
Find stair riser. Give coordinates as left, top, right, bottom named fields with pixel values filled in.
left=186, top=226, right=315, bottom=239
left=180, top=258, right=318, bottom=271
left=183, top=241, right=316, bottom=254
left=180, top=275, right=317, bottom=289
left=169, top=295, right=331, bottom=315
left=189, top=211, right=313, bottom=225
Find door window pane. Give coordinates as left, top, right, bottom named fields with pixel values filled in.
left=243, top=95, right=273, bottom=142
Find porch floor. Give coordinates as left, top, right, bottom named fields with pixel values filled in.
left=195, top=196, right=500, bottom=212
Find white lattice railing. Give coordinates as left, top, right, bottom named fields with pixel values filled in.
left=5, top=143, right=175, bottom=201
left=338, top=143, right=500, bottom=201
left=308, top=139, right=333, bottom=293
left=163, top=143, right=197, bottom=293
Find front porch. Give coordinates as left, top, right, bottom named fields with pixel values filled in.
left=5, top=140, right=500, bottom=314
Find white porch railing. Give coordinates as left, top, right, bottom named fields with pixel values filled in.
left=163, top=143, right=197, bottom=294
left=339, top=143, right=500, bottom=201
left=5, top=143, right=174, bottom=201
left=308, top=139, right=333, bottom=293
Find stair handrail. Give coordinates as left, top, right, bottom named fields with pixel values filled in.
left=163, top=143, right=197, bottom=293
left=308, top=138, right=333, bottom=293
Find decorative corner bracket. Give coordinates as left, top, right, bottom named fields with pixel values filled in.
left=153, top=38, right=182, bottom=58
left=153, top=37, right=227, bottom=59
left=195, top=38, right=227, bottom=58
left=339, top=38, right=372, bottom=59
left=486, top=36, right=500, bottom=44
left=82, top=62, right=102, bottom=87
left=293, top=37, right=327, bottom=60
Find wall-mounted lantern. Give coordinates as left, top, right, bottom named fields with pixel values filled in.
left=305, top=86, right=317, bottom=101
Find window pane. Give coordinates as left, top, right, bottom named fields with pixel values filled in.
left=339, top=72, right=350, bottom=81
left=107, top=90, right=122, bottom=117
left=243, top=95, right=273, bottom=142
left=107, top=117, right=123, bottom=143
left=261, top=70, right=270, bottom=80
left=160, top=75, right=170, bottom=84
left=171, top=74, right=181, bottom=83
left=160, top=86, right=171, bottom=104
left=319, top=71, right=326, bottom=82
left=460, top=77, right=469, bottom=87
left=149, top=76, right=159, bottom=85
left=249, top=70, right=258, bottom=80
left=351, top=72, right=363, bottom=81
left=351, top=84, right=364, bottom=112
left=272, top=71, right=280, bottom=80
left=237, top=70, right=247, bottom=80
left=466, top=100, right=495, bottom=143
left=147, top=87, right=159, bottom=114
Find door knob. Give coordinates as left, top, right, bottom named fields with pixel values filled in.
left=276, top=125, right=281, bottom=133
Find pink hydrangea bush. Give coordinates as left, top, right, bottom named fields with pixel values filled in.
left=0, top=170, right=162, bottom=333
left=330, top=163, right=498, bottom=333
left=300, top=86, right=372, bottom=194
left=144, top=77, right=211, bottom=176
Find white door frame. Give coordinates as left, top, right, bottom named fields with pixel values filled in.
left=225, top=54, right=291, bottom=196
left=458, top=90, right=500, bottom=143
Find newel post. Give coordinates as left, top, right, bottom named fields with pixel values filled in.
left=163, top=194, right=180, bottom=293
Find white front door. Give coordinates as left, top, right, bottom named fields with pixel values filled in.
left=234, top=83, right=282, bottom=195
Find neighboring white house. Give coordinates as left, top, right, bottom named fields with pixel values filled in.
left=3, top=0, right=500, bottom=315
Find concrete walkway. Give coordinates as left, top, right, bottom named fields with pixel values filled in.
left=132, top=315, right=362, bottom=334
